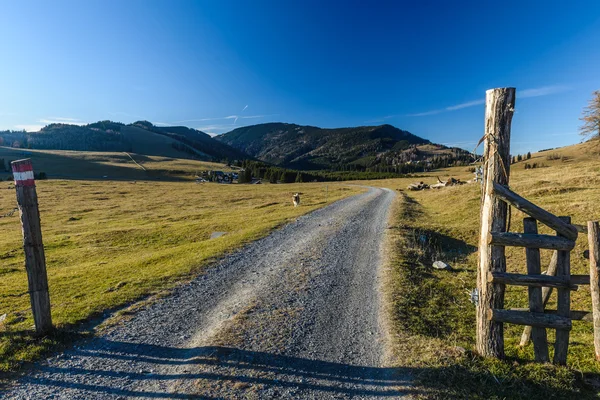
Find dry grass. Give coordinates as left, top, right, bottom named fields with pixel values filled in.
left=0, top=146, right=231, bottom=181
left=364, top=139, right=600, bottom=398
left=0, top=173, right=362, bottom=374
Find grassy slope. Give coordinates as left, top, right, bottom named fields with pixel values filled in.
left=364, top=139, right=600, bottom=398
left=0, top=153, right=362, bottom=375
left=0, top=147, right=229, bottom=181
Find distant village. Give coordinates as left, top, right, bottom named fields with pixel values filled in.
left=196, top=169, right=262, bottom=184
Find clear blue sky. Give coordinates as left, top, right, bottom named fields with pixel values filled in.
left=1, top=1, right=599, bottom=154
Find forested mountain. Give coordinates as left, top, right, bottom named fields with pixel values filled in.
left=216, top=122, right=472, bottom=171
left=0, top=120, right=474, bottom=173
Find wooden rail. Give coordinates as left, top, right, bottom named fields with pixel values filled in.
left=489, top=232, right=575, bottom=251
left=492, top=183, right=578, bottom=240
left=487, top=271, right=577, bottom=290
left=511, top=308, right=593, bottom=322
left=488, top=309, right=572, bottom=330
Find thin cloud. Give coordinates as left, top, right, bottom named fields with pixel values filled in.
left=15, top=124, right=44, bottom=132
left=39, top=118, right=86, bottom=125
left=520, top=85, right=570, bottom=98
left=406, top=85, right=571, bottom=117
left=446, top=99, right=485, bottom=111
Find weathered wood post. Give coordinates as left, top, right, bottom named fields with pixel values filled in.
left=588, top=221, right=600, bottom=361
left=476, top=87, right=515, bottom=358
left=11, top=159, right=53, bottom=335
left=554, top=216, right=571, bottom=365
left=523, top=217, right=549, bottom=361
left=519, top=252, right=558, bottom=346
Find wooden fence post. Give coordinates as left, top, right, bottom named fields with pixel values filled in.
left=523, top=217, right=549, bottom=361
left=588, top=221, right=600, bottom=361
left=11, top=159, right=53, bottom=335
left=476, top=87, right=515, bottom=358
left=554, top=216, right=571, bottom=365
left=519, top=252, right=558, bottom=346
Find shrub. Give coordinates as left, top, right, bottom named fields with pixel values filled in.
left=546, top=153, right=561, bottom=161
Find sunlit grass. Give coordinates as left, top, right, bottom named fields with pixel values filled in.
left=0, top=178, right=362, bottom=373
left=365, top=139, right=600, bottom=398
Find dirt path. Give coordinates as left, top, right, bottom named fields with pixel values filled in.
left=4, top=187, right=411, bottom=399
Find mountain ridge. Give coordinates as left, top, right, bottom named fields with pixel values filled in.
left=0, top=120, right=474, bottom=172
left=215, top=122, right=471, bottom=170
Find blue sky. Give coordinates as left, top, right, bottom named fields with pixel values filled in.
left=1, top=1, right=599, bottom=154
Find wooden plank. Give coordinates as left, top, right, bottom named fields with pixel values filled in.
left=11, top=159, right=53, bottom=335
left=487, top=271, right=576, bottom=290
left=476, top=87, right=515, bottom=359
left=588, top=221, right=600, bottom=361
left=511, top=308, right=592, bottom=322
left=492, top=183, right=578, bottom=240
left=570, top=275, right=590, bottom=285
left=554, top=216, right=571, bottom=365
left=488, top=309, right=571, bottom=330
left=489, top=232, right=575, bottom=251
left=523, top=218, right=549, bottom=362
left=520, top=252, right=558, bottom=346
left=574, top=224, right=588, bottom=234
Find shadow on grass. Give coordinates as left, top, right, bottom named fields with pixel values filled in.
left=2, top=339, right=591, bottom=399
left=390, top=193, right=598, bottom=398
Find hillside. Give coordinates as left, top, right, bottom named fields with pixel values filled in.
left=0, top=147, right=232, bottom=181
left=130, top=121, right=248, bottom=162
left=0, top=120, right=475, bottom=173
left=0, top=121, right=246, bottom=163
left=216, top=122, right=472, bottom=170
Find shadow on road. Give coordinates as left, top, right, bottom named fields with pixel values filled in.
left=13, top=339, right=431, bottom=398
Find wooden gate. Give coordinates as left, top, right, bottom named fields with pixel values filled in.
left=476, top=87, right=600, bottom=364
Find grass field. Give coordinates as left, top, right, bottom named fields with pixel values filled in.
left=0, top=146, right=231, bottom=181
left=0, top=163, right=362, bottom=374
left=369, top=138, right=600, bottom=398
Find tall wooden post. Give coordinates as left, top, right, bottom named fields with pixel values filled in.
left=519, top=251, right=558, bottom=346
left=12, top=159, right=53, bottom=335
left=523, top=217, right=549, bottom=361
left=476, top=87, right=515, bottom=358
left=588, top=221, right=600, bottom=361
left=554, top=216, right=571, bottom=365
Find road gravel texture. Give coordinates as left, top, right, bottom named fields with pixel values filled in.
left=3, top=187, right=411, bottom=399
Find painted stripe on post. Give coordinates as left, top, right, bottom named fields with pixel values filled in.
left=11, top=159, right=35, bottom=187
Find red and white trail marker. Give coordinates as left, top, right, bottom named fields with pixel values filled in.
left=10, top=158, right=53, bottom=335
left=12, top=159, right=35, bottom=187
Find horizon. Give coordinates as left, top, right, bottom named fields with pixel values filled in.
left=1, top=1, right=600, bottom=154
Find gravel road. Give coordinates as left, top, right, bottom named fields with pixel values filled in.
left=3, top=187, right=411, bottom=399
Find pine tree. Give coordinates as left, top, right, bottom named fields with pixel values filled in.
left=295, top=172, right=303, bottom=183
left=526, top=151, right=531, bottom=159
